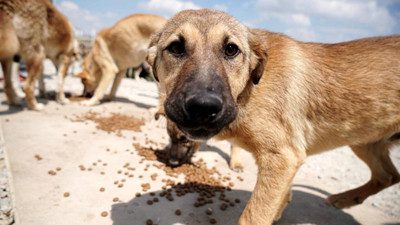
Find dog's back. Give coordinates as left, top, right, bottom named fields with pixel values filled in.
left=302, top=36, right=400, bottom=153
left=245, top=31, right=400, bottom=154
left=101, top=14, right=166, bottom=69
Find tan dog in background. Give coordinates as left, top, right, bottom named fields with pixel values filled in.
left=147, top=9, right=400, bottom=225
left=0, top=0, right=77, bottom=110
left=75, top=14, right=166, bottom=106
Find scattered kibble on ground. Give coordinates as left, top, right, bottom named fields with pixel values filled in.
left=62, top=111, right=242, bottom=223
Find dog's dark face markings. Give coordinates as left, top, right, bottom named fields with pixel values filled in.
left=148, top=9, right=267, bottom=140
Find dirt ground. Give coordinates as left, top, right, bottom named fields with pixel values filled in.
left=0, top=70, right=399, bottom=225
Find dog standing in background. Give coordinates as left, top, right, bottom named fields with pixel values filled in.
left=0, top=0, right=77, bottom=110
left=147, top=9, right=400, bottom=225
left=75, top=14, right=166, bottom=106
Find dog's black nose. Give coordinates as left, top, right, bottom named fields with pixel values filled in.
left=184, top=94, right=223, bottom=122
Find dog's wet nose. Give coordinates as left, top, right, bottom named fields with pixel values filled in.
left=184, top=94, right=223, bottom=122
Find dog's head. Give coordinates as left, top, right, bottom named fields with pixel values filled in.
left=148, top=9, right=267, bottom=140
left=75, top=52, right=99, bottom=97
left=155, top=111, right=201, bottom=166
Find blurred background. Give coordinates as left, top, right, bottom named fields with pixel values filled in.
left=54, top=0, right=400, bottom=46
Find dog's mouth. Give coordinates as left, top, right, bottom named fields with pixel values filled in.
left=168, top=147, right=196, bottom=166
left=165, top=98, right=237, bottom=141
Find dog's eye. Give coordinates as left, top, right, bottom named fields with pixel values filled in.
left=225, top=44, right=239, bottom=58
left=167, top=41, right=185, bottom=56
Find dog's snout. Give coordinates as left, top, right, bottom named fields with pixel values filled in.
left=184, top=94, right=223, bottom=122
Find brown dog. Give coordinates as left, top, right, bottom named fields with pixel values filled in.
left=75, top=14, right=166, bottom=106
left=147, top=9, right=400, bottom=225
left=0, top=0, right=77, bottom=110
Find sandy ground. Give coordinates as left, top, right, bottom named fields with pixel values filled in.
left=0, top=68, right=399, bottom=225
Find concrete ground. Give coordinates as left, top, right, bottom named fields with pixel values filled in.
left=0, top=68, right=399, bottom=225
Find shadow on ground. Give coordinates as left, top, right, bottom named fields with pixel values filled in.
left=111, top=184, right=359, bottom=225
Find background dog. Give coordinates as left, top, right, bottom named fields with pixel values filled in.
left=147, top=9, right=400, bottom=225
left=0, top=0, right=77, bottom=110
left=75, top=14, right=166, bottom=106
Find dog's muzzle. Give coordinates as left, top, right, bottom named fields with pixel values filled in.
left=165, top=71, right=237, bottom=141
left=166, top=91, right=236, bottom=140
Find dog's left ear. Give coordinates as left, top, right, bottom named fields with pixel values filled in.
left=248, top=29, right=268, bottom=85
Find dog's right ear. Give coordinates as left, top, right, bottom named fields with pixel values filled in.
left=147, top=33, right=161, bottom=82
left=248, top=29, right=268, bottom=85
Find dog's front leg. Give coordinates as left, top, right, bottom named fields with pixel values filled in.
left=104, top=70, right=125, bottom=101
left=55, top=54, right=71, bottom=104
left=238, top=148, right=304, bottom=225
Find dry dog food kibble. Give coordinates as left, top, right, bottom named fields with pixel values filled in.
left=175, top=209, right=181, bottom=216
left=99, top=187, right=105, bottom=192
left=48, top=170, right=56, bottom=176
left=146, top=219, right=153, bottom=225
left=71, top=112, right=145, bottom=133
left=220, top=203, right=228, bottom=211
left=113, top=197, right=119, bottom=202
left=63, top=192, right=70, bottom=197
left=101, top=211, right=108, bottom=217
left=210, top=218, right=217, bottom=224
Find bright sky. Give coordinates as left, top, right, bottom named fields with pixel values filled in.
left=55, top=0, right=400, bottom=43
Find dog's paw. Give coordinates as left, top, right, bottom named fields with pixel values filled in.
left=80, top=99, right=98, bottom=106
left=32, top=103, right=45, bottom=111
left=56, top=95, right=70, bottom=105
left=229, top=160, right=244, bottom=173
left=326, top=193, right=364, bottom=209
